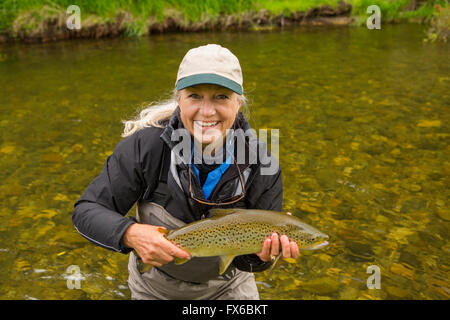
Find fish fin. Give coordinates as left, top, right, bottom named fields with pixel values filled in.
left=139, top=263, right=153, bottom=273
left=134, top=251, right=153, bottom=274
left=174, top=257, right=190, bottom=265
left=267, top=253, right=282, bottom=274
left=208, top=208, right=238, bottom=218
left=219, top=255, right=236, bottom=275
left=157, top=227, right=169, bottom=235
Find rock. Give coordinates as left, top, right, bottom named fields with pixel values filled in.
left=0, top=145, right=15, bottom=154
left=2, top=183, right=23, bottom=196
left=298, top=202, right=320, bottom=214
left=435, top=208, right=450, bottom=221
left=339, top=286, right=359, bottom=300
left=41, top=152, right=64, bottom=163
left=301, top=277, right=341, bottom=295
left=333, top=156, right=351, bottom=166
left=386, top=285, right=409, bottom=299
left=401, top=182, right=422, bottom=192
left=343, top=167, right=353, bottom=177
left=316, top=168, right=339, bottom=189
left=417, top=120, right=441, bottom=127
left=390, top=263, right=415, bottom=281
left=15, top=258, right=31, bottom=272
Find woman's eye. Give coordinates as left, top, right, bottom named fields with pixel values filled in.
left=189, top=93, right=201, bottom=99
left=216, top=94, right=229, bottom=100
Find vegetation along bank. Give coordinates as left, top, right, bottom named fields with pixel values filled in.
left=0, top=0, right=448, bottom=43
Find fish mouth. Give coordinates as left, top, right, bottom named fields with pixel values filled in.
left=311, top=240, right=329, bottom=249
left=302, top=239, right=329, bottom=251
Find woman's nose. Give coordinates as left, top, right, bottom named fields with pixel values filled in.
left=199, top=98, right=216, bottom=117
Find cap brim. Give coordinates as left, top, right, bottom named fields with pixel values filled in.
left=176, top=73, right=243, bottom=95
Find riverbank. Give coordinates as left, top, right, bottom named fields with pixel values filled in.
left=0, top=0, right=447, bottom=43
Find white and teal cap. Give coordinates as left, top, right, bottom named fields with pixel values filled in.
left=175, top=44, right=243, bottom=95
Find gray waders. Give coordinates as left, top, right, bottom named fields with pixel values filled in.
left=127, top=201, right=259, bottom=300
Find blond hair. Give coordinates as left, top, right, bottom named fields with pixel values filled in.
left=121, top=89, right=248, bottom=138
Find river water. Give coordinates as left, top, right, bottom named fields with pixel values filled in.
left=0, top=23, right=448, bottom=299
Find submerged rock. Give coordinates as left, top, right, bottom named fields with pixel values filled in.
left=385, top=285, right=409, bottom=299
left=301, top=277, right=341, bottom=295
left=435, top=208, right=450, bottom=221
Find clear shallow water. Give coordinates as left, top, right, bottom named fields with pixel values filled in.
left=0, top=24, right=448, bottom=299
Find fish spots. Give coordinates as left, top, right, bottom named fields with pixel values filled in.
left=166, top=211, right=328, bottom=256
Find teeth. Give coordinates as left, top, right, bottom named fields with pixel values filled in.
left=195, top=121, right=219, bottom=127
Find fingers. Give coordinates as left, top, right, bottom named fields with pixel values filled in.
left=257, top=233, right=301, bottom=263
left=279, top=235, right=299, bottom=259
left=136, top=225, right=191, bottom=267
left=280, top=235, right=291, bottom=258
left=270, top=233, right=279, bottom=256
left=163, top=240, right=191, bottom=260
left=256, top=237, right=272, bottom=262
left=290, top=240, right=299, bottom=259
left=149, top=237, right=191, bottom=265
left=154, top=226, right=190, bottom=259
left=140, top=244, right=174, bottom=267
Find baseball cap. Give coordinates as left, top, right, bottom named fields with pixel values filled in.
left=175, top=44, right=243, bottom=95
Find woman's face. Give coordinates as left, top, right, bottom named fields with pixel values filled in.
left=177, top=84, right=241, bottom=147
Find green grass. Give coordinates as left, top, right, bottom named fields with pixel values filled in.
left=256, top=0, right=341, bottom=15
left=0, top=0, right=253, bottom=34
left=349, top=0, right=448, bottom=21
left=0, top=0, right=447, bottom=35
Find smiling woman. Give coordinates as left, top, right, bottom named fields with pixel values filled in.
left=178, top=84, right=241, bottom=147
left=72, top=44, right=293, bottom=300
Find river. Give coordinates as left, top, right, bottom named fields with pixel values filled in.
left=0, top=23, right=448, bottom=299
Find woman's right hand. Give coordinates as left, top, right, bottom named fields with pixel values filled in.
left=121, top=223, right=191, bottom=267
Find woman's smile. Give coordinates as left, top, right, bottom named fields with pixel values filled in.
left=194, top=120, right=221, bottom=131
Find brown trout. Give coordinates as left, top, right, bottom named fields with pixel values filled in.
left=138, top=208, right=329, bottom=274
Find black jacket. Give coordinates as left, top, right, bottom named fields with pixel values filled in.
left=72, top=109, right=283, bottom=272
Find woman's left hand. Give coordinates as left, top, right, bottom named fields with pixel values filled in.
left=256, top=233, right=300, bottom=262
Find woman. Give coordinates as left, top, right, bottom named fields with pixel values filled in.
left=73, top=44, right=299, bottom=300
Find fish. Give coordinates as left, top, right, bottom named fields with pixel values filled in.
left=136, top=208, right=329, bottom=274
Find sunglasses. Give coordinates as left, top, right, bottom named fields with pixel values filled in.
left=188, top=160, right=245, bottom=206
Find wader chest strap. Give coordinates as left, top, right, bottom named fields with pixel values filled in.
left=141, top=143, right=171, bottom=207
